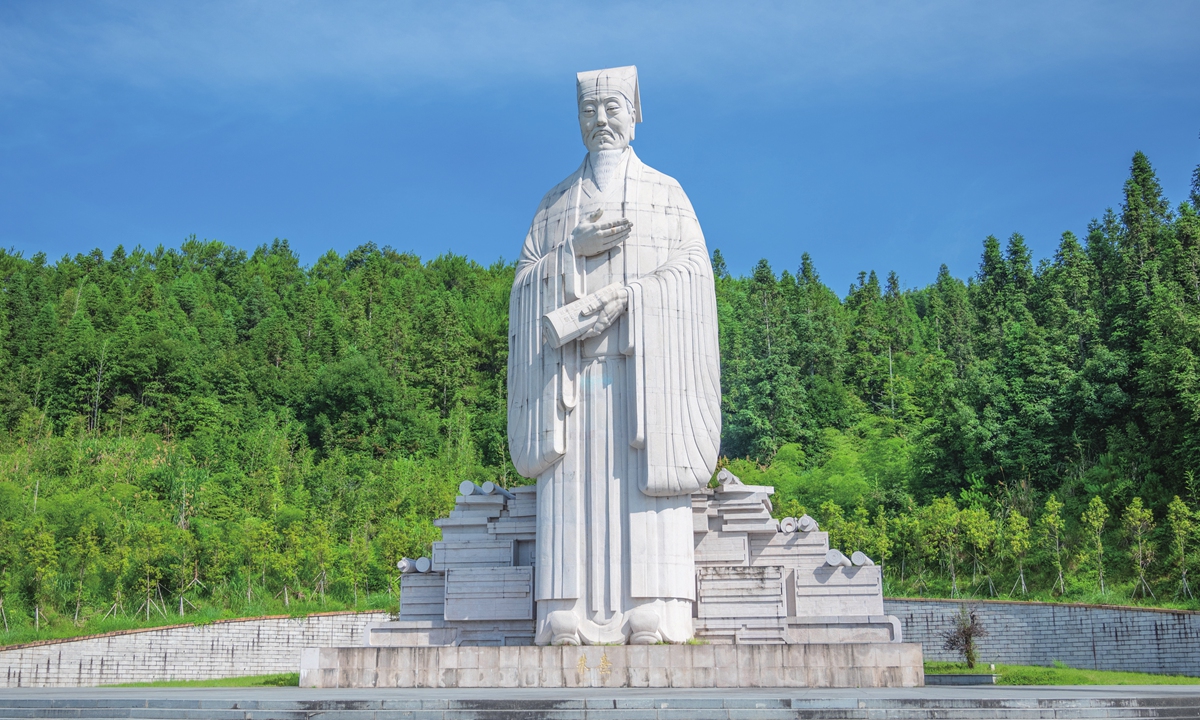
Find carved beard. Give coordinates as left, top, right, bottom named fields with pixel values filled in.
left=589, top=148, right=625, bottom=193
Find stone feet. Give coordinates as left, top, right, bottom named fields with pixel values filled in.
left=626, top=607, right=662, bottom=645
left=547, top=610, right=581, bottom=646
left=541, top=607, right=670, bottom=645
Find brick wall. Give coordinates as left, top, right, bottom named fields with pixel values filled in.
left=886, top=598, right=1200, bottom=676
left=0, top=611, right=389, bottom=688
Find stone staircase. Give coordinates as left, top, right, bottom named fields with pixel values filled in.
left=0, top=694, right=1198, bottom=719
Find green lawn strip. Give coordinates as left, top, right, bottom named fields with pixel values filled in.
left=926, top=661, right=1200, bottom=685
left=0, top=597, right=396, bottom=649
left=111, top=673, right=299, bottom=688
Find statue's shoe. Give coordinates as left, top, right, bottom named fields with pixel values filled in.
left=627, top=607, right=662, bottom=645
left=547, top=610, right=581, bottom=646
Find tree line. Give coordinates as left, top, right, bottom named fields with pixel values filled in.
left=721, top=151, right=1200, bottom=605
left=0, top=152, right=1197, bottom=642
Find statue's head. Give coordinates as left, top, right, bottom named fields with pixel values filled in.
left=576, top=65, right=641, bottom=154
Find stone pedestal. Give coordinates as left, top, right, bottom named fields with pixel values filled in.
left=383, top=480, right=909, bottom=652
left=300, top=643, right=924, bottom=689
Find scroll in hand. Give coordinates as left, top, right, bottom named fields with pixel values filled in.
left=542, top=282, right=628, bottom=348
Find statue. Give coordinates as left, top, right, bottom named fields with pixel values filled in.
left=341, top=66, right=911, bottom=680
left=507, top=66, right=722, bottom=645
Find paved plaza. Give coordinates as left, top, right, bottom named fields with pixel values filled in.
left=2, top=684, right=1199, bottom=700
left=0, top=684, right=1198, bottom=720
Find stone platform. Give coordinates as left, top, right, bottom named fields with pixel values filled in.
left=391, top=478, right=907, bottom=649
left=299, top=642, right=924, bottom=688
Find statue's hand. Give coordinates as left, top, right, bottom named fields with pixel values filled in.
left=572, top=210, right=632, bottom=257
left=580, top=284, right=629, bottom=338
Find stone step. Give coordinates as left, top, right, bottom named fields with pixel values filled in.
left=117, top=710, right=1179, bottom=718
left=0, top=697, right=1197, bottom=720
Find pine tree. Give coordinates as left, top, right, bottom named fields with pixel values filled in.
left=1005, top=233, right=1035, bottom=305
left=846, top=270, right=889, bottom=411
left=927, top=264, right=975, bottom=374
left=711, top=249, right=729, bottom=280
left=1190, top=164, right=1200, bottom=210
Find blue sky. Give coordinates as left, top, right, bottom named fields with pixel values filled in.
left=1, top=1, right=1197, bottom=292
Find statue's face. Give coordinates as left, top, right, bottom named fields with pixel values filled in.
left=578, top=93, right=635, bottom=153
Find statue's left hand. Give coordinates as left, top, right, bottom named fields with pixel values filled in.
left=580, top=285, right=629, bottom=338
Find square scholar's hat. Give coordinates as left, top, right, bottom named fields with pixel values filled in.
left=576, top=65, right=642, bottom=123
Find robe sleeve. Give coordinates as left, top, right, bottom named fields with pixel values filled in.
left=508, top=215, right=570, bottom=479
left=624, top=181, right=722, bottom=497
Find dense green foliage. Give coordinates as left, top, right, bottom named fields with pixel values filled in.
left=1, top=152, right=1199, bottom=643
left=721, top=152, right=1200, bottom=606
left=0, top=243, right=511, bottom=639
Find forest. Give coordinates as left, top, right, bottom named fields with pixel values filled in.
left=0, top=152, right=1198, bottom=642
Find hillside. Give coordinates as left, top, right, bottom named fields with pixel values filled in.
left=0, top=152, right=1198, bottom=643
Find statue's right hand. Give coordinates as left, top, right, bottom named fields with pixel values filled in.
left=572, top=210, right=632, bottom=257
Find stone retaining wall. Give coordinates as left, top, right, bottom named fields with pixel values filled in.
left=0, top=611, right=389, bottom=687
left=886, top=598, right=1200, bottom=676
left=3, top=600, right=1197, bottom=687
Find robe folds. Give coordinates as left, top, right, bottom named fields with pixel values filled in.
left=507, top=148, right=722, bottom=631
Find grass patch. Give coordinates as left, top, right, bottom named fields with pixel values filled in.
left=926, top=661, right=1200, bottom=685
left=112, top=673, right=299, bottom=688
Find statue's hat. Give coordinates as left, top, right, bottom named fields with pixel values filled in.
left=576, top=65, right=641, bottom=123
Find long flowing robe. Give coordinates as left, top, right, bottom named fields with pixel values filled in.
left=507, top=148, right=721, bottom=643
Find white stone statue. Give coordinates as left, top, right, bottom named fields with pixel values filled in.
left=507, top=66, right=722, bottom=645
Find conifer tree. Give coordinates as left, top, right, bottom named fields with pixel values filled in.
left=711, top=249, right=729, bottom=280
left=975, top=235, right=1008, bottom=339
left=927, top=264, right=975, bottom=374
left=845, top=271, right=884, bottom=400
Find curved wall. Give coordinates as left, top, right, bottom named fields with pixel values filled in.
left=1, top=600, right=1197, bottom=686
left=0, top=611, right=388, bottom=687
left=886, top=598, right=1200, bottom=677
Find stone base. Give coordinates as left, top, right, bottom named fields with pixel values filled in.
left=364, top=619, right=534, bottom=647
left=300, top=643, right=924, bottom=688
left=694, top=615, right=903, bottom=645
left=787, top=615, right=903, bottom=643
